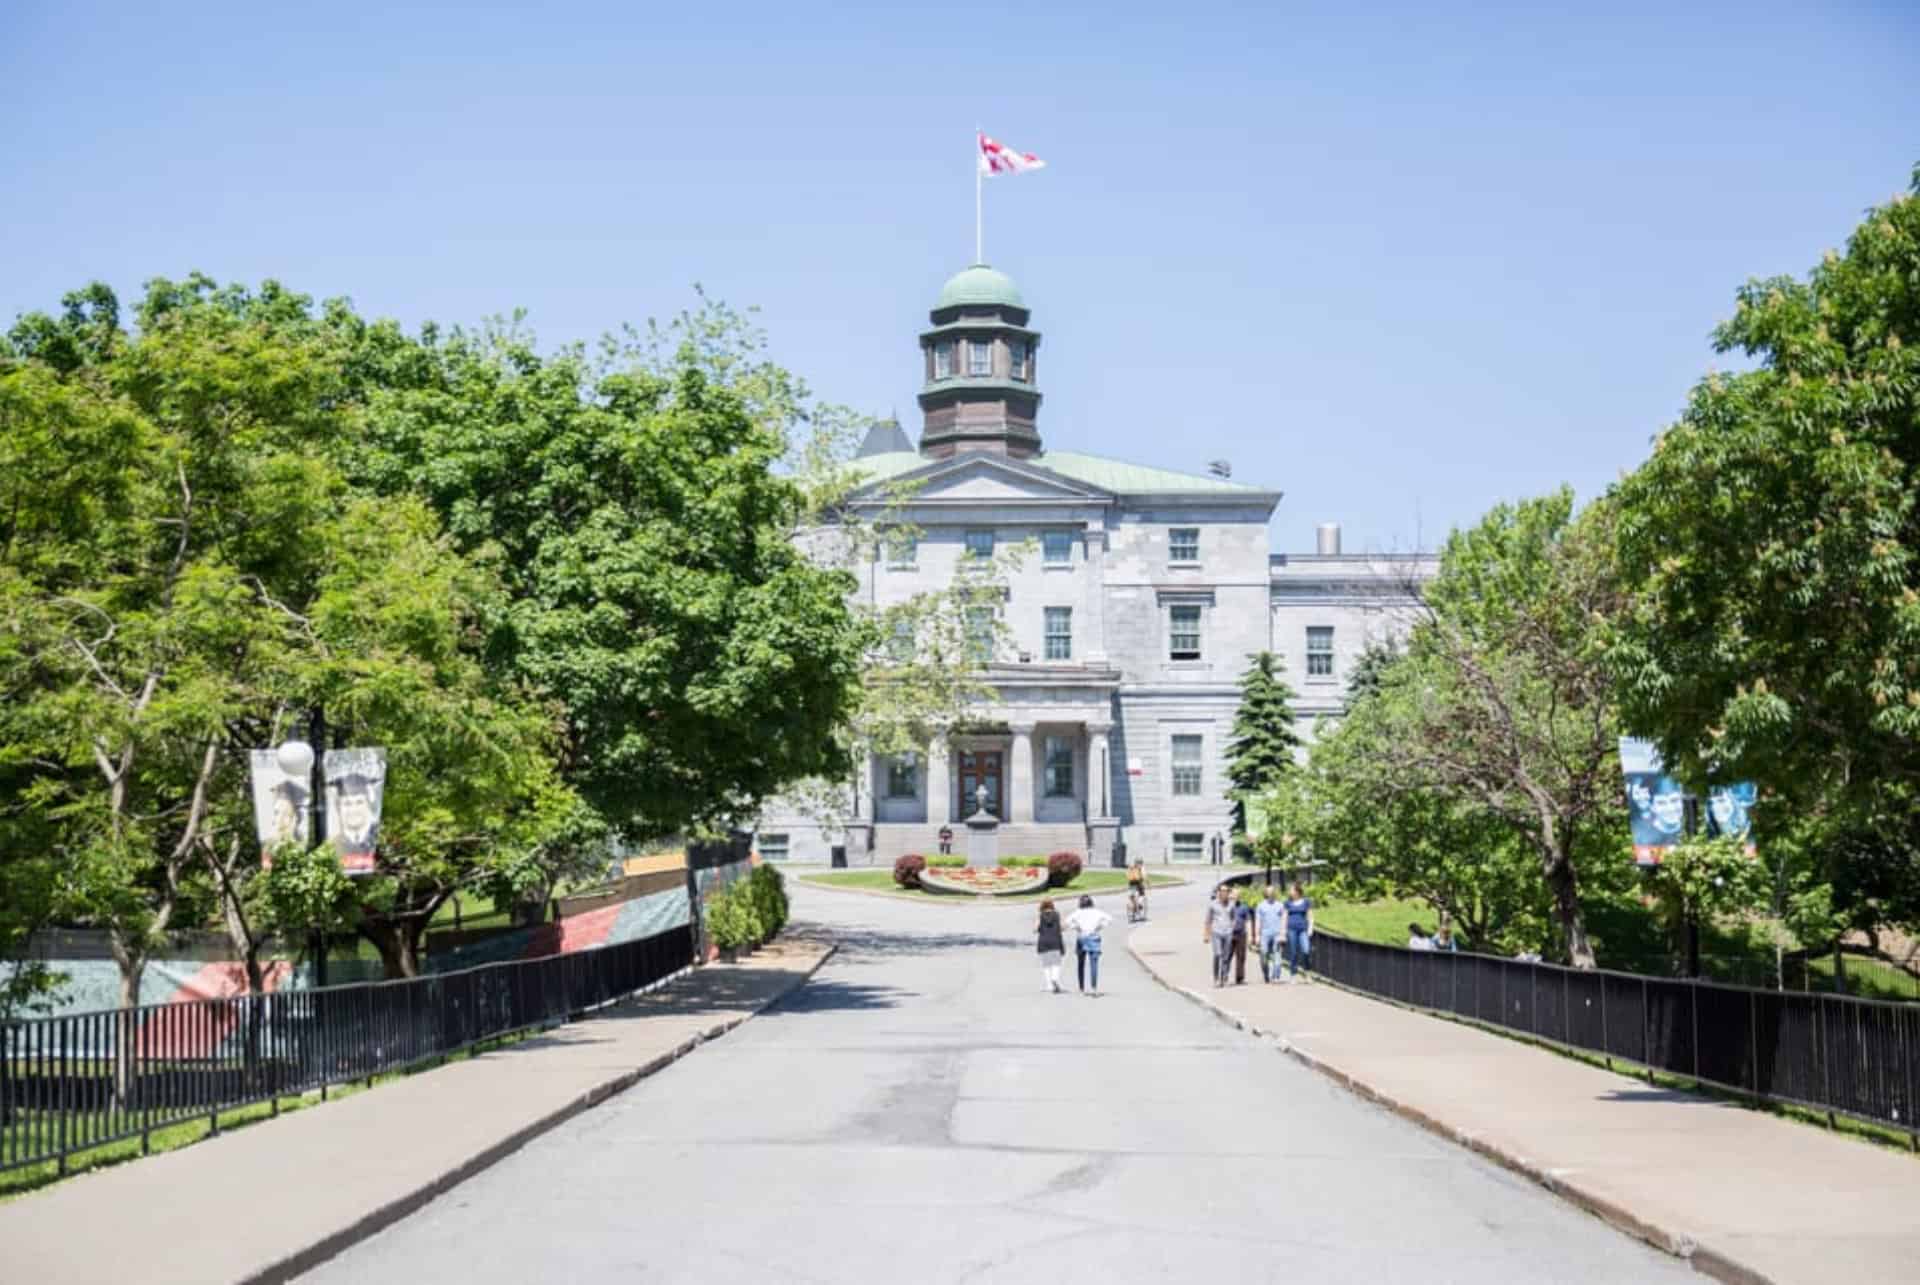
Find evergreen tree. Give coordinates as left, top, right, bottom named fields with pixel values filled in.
left=1226, top=652, right=1304, bottom=802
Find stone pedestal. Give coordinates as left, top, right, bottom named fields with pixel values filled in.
left=964, top=785, right=1000, bottom=868
left=1089, top=818, right=1121, bottom=868
left=844, top=822, right=873, bottom=865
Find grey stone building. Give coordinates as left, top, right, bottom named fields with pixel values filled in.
left=752, top=264, right=1432, bottom=865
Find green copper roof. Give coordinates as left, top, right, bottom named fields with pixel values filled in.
left=937, top=264, right=1023, bottom=310
left=847, top=449, right=1272, bottom=499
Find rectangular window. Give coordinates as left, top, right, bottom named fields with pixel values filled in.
left=1307, top=626, right=1335, bottom=677
left=1044, top=736, right=1074, bottom=797
left=1168, top=604, right=1202, bottom=661
left=968, top=338, right=992, bottom=376
left=964, top=529, right=995, bottom=559
left=1042, top=529, right=1072, bottom=564
left=965, top=606, right=995, bottom=662
left=1044, top=606, right=1072, bottom=660
left=1171, top=832, right=1204, bottom=862
left=934, top=341, right=953, bottom=379
left=887, top=617, right=914, bottom=662
left=886, top=755, right=918, bottom=799
left=1169, top=527, right=1200, bottom=563
left=1171, top=735, right=1203, bottom=796
left=757, top=833, right=790, bottom=862
left=1010, top=339, right=1029, bottom=380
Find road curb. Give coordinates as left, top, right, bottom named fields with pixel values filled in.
left=1126, top=938, right=1774, bottom=1285
left=247, top=942, right=838, bottom=1285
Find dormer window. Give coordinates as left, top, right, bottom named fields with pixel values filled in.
left=968, top=338, right=992, bottom=376
left=934, top=340, right=954, bottom=380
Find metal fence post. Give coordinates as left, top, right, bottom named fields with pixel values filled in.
left=1642, top=975, right=1654, bottom=1085
left=1691, top=980, right=1701, bottom=1085
left=1748, top=989, right=1760, bottom=1097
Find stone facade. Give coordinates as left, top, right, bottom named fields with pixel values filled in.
left=750, top=265, right=1433, bottom=865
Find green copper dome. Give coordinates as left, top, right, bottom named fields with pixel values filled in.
left=936, top=264, right=1023, bottom=310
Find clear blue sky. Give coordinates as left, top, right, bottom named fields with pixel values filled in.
left=4, top=1, right=1915, bottom=552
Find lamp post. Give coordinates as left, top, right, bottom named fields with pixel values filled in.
left=278, top=711, right=329, bottom=987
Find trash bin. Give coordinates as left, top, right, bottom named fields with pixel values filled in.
left=830, top=844, right=847, bottom=869
left=1111, top=840, right=1126, bottom=869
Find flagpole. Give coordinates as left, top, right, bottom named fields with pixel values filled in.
left=974, top=126, right=983, bottom=264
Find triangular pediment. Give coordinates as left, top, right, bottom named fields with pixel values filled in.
left=852, top=453, right=1113, bottom=505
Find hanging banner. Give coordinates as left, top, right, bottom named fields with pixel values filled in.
left=1706, top=782, right=1758, bottom=853
left=1618, top=737, right=1758, bottom=865
left=323, top=747, right=386, bottom=876
left=1618, top=737, right=1687, bottom=866
left=248, top=750, right=310, bottom=868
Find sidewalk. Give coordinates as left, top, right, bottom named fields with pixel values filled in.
left=0, top=937, right=833, bottom=1285
left=1129, top=914, right=1920, bottom=1285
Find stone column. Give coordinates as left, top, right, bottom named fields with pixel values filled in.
left=1086, top=721, right=1114, bottom=819
left=928, top=736, right=952, bottom=826
left=1009, top=722, right=1036, bottom=824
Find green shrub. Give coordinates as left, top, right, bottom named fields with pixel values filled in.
left=999, top=856, right=1047, bottom=868
left=893, top=854, right=927, bottom=888
left=926, top=855, right=967, bottom=868
left=706, top=881, right=764, bottom=952
left=747, top=864, right=789, bottom=938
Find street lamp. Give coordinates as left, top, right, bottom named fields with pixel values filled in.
left=278, top=727, right=329, bottom=986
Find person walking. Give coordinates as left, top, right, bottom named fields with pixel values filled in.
left=1432, top=924, right=1460, bottom=952
left=1408, top=923, right=1435, bottom=951
left=1036, top=898, right=1066, bottom=993
left=1067, top=895, right=1112, bottom=996
left=1230, top=892, right=1253, bottom=984
left=1283, top=882, right=1314, bottom=981
left=1255, top=884, right=1286, bottom=982
left=1203, top=884, right=1237, bottom=988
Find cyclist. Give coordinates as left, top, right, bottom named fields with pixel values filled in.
left=1126, top=860, right=1148, bottom=921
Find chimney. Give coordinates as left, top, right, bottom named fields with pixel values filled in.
left=1316, top=523, right=1342, bottom=556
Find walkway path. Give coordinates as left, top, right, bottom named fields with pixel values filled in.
left=1128, top=899, right=1920, bottom=1285
left=0, top=937, right=831, bottom=1285
left=302, top=879, right=1692, bottom=1284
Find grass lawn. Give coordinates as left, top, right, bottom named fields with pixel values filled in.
left=1310, top=896, right=1432, bottom=946
left=801, top=869, right=1182, bottom=902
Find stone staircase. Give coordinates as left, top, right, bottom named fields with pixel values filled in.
left=867, top=823, right=1089, bottom=866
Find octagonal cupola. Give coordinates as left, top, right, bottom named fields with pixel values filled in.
left=917, top=264, right=1042, bottom=458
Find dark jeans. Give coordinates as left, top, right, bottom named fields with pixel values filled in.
left=1211, top=934, right=1233, bottom=985
left=1230, top=932, right=1248, bottom=983
left=1078, top=944, right=1101, bottom=991
left=1286, top=927, right=1311, bottom=976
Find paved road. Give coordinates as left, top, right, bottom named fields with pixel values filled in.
left=302, top=878, right=1694, bottom=1284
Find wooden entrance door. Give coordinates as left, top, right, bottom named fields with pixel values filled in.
left=957, top=750, right=1004, bottom=820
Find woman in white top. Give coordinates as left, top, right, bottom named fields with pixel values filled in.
left=1066, top=895, right=1112, bottom=996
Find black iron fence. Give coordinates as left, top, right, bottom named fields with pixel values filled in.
left=1312, top=932, right=1920, bottom=1135
left=0, top=923, right=693, bottom=1176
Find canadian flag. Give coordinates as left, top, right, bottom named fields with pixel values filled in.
left=978, top=133, right=1046, bottom=176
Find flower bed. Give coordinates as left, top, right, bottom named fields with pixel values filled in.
left=916, top=864, right=1050, bottom=897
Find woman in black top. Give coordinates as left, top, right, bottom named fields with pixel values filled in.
left=1036, top=898, right=1066, bottom=993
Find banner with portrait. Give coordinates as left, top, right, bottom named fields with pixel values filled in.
left=1619, top=737, right=1757, bottom=865
left=323, top=747, right=386, bottom=876
left=248, top=750, right=311, bottom=868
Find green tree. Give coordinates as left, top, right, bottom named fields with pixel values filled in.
left=332, top=301, right=869, bottom=842
left=1340, top=492, right=1626, bottom=966
left=1607, top=170, right=1920, bottom=952
left=1226, top=651, right=1303, bottom=798
left=2, top=278, right=588, bottom=996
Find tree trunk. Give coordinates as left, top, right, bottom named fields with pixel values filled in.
left=1545, top=857, right=1595, bottom=968
left=111, top=947, right=145, bottom=1108
left=362, top=921, right=422, bottom=979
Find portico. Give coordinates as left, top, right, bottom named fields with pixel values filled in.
left=859, top=672, right=1119, bottom=859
